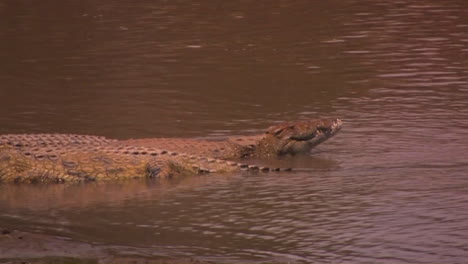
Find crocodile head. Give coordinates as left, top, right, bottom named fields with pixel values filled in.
left=260, top=118, right=342, bottom=156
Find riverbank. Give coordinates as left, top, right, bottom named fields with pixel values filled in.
left=1, top=228, right=210, bottom=264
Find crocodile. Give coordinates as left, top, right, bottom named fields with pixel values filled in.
left=121, top=118, right=342, bottom=158
left=0, top=118, right=342, bottom=183
left=0, top=144, right=264, bottom=183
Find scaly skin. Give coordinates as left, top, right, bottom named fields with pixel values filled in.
left=0, top=119, right=342, bottom=183
left=0, top=119, right=342, bottom=159
left=120, top=118, right=343, bottom=158
left=0, top=144, right=265, bottom=183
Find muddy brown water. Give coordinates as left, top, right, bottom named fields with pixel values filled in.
left=1, top=0, right=468, bottom=263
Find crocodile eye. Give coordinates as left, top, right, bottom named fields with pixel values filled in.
left=272, top=127, right=285, bottom=135
left=269, top=125, right=294, bottom=136
left=265, top=125, right=281, bottom=135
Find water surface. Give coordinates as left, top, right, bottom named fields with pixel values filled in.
left=1, top=0, right=468, bottom=263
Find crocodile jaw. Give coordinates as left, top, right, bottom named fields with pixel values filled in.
left=261, top=118, right=343, bottom=156
left=293, top=118, right=342, bottom=151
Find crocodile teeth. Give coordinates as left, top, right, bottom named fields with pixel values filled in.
left=198, top=168, right=209, bottom=174
left=248, top=165, right=259, bottom=170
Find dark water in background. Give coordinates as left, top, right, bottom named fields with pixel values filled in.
left=1, top=0, right=468, bottom=263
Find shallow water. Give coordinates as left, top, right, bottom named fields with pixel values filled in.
left=1, top=0, right=468, bottom=263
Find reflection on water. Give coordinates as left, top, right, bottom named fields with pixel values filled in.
left=1, top=0, right=468, bottom=263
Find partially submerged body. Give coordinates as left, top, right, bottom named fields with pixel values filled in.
left=0, top=119, right=342, bottom=183
left=122, top=119, right=343, bottom=158
left=0, top=144, right=264, bottom=184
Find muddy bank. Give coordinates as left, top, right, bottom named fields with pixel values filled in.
left=0, top=229, right=210, bottom=264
